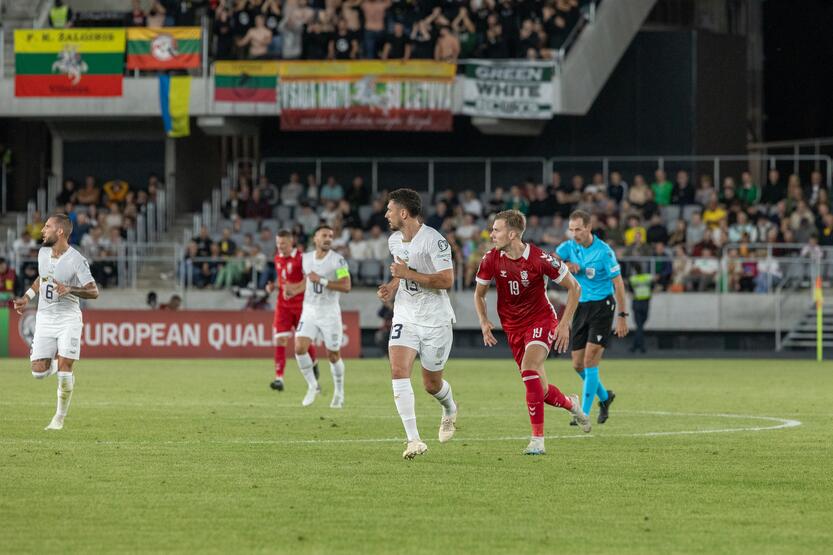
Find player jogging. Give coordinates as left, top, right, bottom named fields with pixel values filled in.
left=474, top=210, right=590, bottom=455
left=265, top=230, right=319, bottom=391
left=13, top=213, right=99, bottom=430
left=556, top=210, right=628, bottom=425
left=377, top=188, right=458, bottom=460
left=285, top=225, right=351, bottom=408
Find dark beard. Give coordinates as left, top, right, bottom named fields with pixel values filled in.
left=42, top=236, right=56, bottom=246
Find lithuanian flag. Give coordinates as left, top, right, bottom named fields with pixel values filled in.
left=14, top=28, right=125, bottom=97
left=214, top=60, right=278, bottom=103
left=127, top=27, right=201, bottom=70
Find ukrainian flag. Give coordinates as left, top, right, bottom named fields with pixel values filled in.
left=159, top=74, right=191, bottom=138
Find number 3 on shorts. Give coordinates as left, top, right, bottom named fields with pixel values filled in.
left=391, top=324, right=403, bottom=340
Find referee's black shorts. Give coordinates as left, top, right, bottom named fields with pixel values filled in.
left=570, top=295, right=616, bottom=350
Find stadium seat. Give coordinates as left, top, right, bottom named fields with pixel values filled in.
left=661, top=205, right=681, bottom=227
left=240, top=219, right=259, bottom=235
left=347, top=258, right=360, bottom=278
left=276, top=206, right=294, bottom=222
left=359, top=259, right=383, bottom=285
left=358, top=205, right=373, bottom=226
left=682, top=204, right=702, bottom=221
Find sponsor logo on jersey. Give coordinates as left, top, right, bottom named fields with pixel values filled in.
left=500, top=270, right=507, bottom=278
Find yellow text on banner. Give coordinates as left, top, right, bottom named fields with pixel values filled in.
left=14, top=28, right=126, bottom=53
left=277, top=60, right=456, bottom=79
left=214, top=60, right=280, bottom=77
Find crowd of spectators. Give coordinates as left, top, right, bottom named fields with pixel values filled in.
left=211, top=0, right=588, bottom=61
left=192, top=165, right=831, bottom=294
left=4, top=174, right=165, bottom=292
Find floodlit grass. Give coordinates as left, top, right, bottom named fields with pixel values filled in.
left=1, top=358, right=831, bottom=554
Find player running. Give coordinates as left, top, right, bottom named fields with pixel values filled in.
left=285, top=225, right=351, bottom=408
left=265, top=230, right=319, bottom=392
left=13, top=213, right=99, bottom=430
left=377, top=188, right=458, bottom=460
left=556, top=210, right=628, bottom=425
left=474, top=210, right=589, bottom=455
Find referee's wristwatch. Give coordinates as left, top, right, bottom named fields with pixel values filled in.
left=617, top=311, right=629, bottom=318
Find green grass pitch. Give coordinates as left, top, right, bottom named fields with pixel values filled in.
left=1, top=357, right=832, bottom=554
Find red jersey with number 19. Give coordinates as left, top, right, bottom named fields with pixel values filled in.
left=475, top=243, right=569, bottom=332
left=274, top=248, right=304, bottom=310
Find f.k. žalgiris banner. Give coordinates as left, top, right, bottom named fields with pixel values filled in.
left=127, top=27, right=201, bottom=70
left=462, top=60, right=554, bottom=119
left=279, top=61, right=455, bottom=131
left=14, top=28, right=126, bottom=97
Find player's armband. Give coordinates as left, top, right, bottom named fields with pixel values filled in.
left=336, top=266, right=350, bottom=279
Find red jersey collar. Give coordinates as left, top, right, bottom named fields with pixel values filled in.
left=499, top=243, right=531, bottom=260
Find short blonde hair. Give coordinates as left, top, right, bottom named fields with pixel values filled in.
left=495, top=210, right=526, bottom=235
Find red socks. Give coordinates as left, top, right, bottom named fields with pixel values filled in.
left=521, top=370, right=545, bottom=437
left=544, top=384, right=572, bottom=410
left=308, top=343, right=318, bottom=364
left=274, top=345, right=286, bottom=378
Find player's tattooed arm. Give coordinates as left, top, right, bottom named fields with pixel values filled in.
left=54, top=280, right=99, bottom=299
left=474, top=283, right=497, bottom=347
left=612, top=275, right=629, bottom=337
left=390, top=258, right=454, bottom=290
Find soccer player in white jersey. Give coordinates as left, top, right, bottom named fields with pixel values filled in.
left=285, top=225, right=352, bottom=408
left=13, top=214, right=99, bottom=430
left=377, top=188, right=458, bottom=460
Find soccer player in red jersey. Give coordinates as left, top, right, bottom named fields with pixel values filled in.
left=474, top=210, right=591, bottom=455
left=265, top=230, right=318, bottom=391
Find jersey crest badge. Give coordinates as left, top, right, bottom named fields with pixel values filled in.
left=520, top=270, right=529, bottom=287
left=585, top=267, right=596, bottom=279
left=438, top=239, right=449, bottom=251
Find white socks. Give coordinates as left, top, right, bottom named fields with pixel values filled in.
left=432, top=380, right=457, bottom=417
left=330, top=359, right=345, bottom=397
left=295, top=352, right=318, bottom=389
left=392, top=378, right=419, bottom=441
left=56, top=371, right=75, bottom=417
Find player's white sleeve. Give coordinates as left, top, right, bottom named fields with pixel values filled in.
left=429, top=231, right=453, bottom=272
left=77, top=256, right=95, bottom=285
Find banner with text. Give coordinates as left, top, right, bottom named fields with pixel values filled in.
left=4, top=309, right=361, bottom=359
left=462, top=60, right=554, bottom=119
left=279, top=61, right=455, bottom=131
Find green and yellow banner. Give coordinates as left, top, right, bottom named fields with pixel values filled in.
left=214, top=60, right=278, bottom=103
left=127, top=27, right=201, bottom=70
left=14, top=28, right=126, bottom=97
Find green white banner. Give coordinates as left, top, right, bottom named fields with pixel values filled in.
left=462, top=60, right=554, bottom=119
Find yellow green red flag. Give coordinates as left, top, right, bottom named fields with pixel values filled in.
left=127, top=27, right=201, bottom=70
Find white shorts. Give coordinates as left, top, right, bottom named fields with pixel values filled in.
left=296, top=312, right=343, bottom=352
left=388, top=320, right=453, bottom=372
left=30, top=319, right=83, bottom=361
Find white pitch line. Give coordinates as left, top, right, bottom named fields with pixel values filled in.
left=0, top=412, right=801, bottom=446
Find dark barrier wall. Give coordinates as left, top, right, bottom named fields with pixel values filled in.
left=64, top=140, right=164, bottom=191
left=261, top=30, right=747, bottom=158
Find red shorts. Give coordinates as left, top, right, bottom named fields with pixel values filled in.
left=274, top=304, right=303, bottom=336
left=505, top=316, right=558, bottom=368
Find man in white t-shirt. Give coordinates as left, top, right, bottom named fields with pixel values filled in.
left=285, top=225, right=352, bottom=408
left=14, top=213, right=99, bottom=431
left=377, top=188, right=458, bottom=459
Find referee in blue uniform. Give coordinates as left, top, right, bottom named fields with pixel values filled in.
left=556, top=210, right=628, bottom=424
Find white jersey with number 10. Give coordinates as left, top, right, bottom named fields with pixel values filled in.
left=388, top=224, right=456, bottom=327
left=301, top=250, right=349, bottom=316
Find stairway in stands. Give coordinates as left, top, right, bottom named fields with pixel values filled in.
left=781, top=292, right=833, bottom=350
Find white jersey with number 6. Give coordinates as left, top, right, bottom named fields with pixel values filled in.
left=388, top=224, right=456, bottom=327
left=37, top=246, right=94, bottom=324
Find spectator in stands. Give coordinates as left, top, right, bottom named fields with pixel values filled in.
left=365, top=199, right=388, bottom=231
left=0, top=258, right=20, bottom=305
left=667, top=218, right=686, bottom=247
left=528, top=184, right=554, bottom=218
left=607, top=171, right=627, bottom=204
left=729, top=212, right=756, bottom=243
left=345, top=176, right=370, bottom=213
left=623, top=216, right=646, bottom=247
left=694, top=175, right=715, bottom=207
left=738, top=171, right=760, bottom=206
left=281, top=172, right=305, bottom=207
left=258, top=175, right=280, bottom=209
left=805, top=170, right=827, bottom=207
left=361, top=0, right=391, bottom=58
left=13, top=230, right=38, bottom=261
left=541, top=214, right=566, bottom=248
left=366, top=225, right=389, bottom=260
left=57, top=179, right=78, bottom=205
left=652, top=242, right=673, bottom=289
left=348, top=228, right=371, bottom=260
left=504, top=185, right=529, bottom=214
left=381, top=22, right=411, bottom=60
left=196, top=226, right=213, bottom=257
left=218, top=228, right=237, bottom=257
left=26, top=211, right=45, bottom=242
left=625, top=230, right=651, bottom=259
left=305, top=174, right=319, bottom=204
left=214, top=7, right=235, bottom=59
left=645, top=214, right=669, bottom=245
left=77, top=176, right=101, bottom=206
left=320, top=176, right=344, bottom=203
left=303, top=20, right=331, bottom=60
left=127, top=0, right=147, bottom=26
left=49, top=0, right=74, bottom=28
left=486, top=186, right=505, bottom=215
left=479, top=17, right=509, bottom=58
left=239, top=14, right=274, bottom=58
left=435, top=26, right=461, bottom=62
left=685, top=247, right=719, bottom=291
left=426, top=201, right=448, bottom=230
left=104, top=202, right=123, bottom=232
left=223, top=188, right=244, bottom=219
left=147, top=1, right=167, bottom=27
left=296, top=203, right=320, bottom=234
left=337, top=199, right=361, bottom=229
left=215, top=249, right=248, bottom=289
left=329, top=18, right=360, bottom=59
left=702, top=195, right=727, bottom=229
left=461, top=190, right=484, bottom=218
left=820, top=213, right=833, bottom=247
left=245, top=188, right=272, bottom=220
left=453, top=6, right=477, bottom=58
left=760, top=168, right=785, bottom=206
left=603, top=215, right=623, bottom=246
left=672, top=170, right=695, bottom=206
left=651, top=169, right=673, bottom=207
left=628, top=174, right=650, bottom=210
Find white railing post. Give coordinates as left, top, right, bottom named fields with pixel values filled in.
left=1, top=161, right=7, bottom=215
left=37, top=188, right=46, bottom=215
